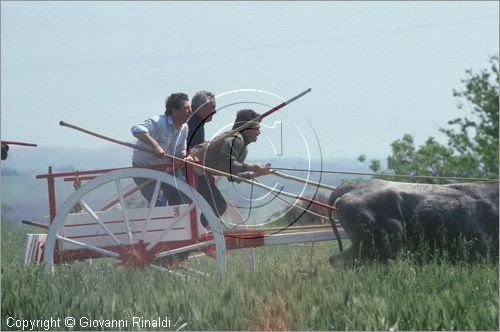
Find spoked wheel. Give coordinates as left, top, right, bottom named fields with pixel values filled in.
left=43, top=168, right=226, bottom=276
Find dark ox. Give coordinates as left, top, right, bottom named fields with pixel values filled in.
left=329, top=179, right=499, bottom=265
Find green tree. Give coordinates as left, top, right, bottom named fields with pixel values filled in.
left=361, top=56, right=499, bottom=182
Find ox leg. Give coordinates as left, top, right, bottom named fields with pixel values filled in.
left=381, top=218, right=404, bottom=260
left=358, top=218, right=404, bottom=262
left=329, top=245, right=357, bottom=267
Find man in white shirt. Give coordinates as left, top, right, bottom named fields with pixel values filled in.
left=131, top=92, right=192, bottom=206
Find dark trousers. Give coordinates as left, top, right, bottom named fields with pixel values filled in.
left=133, top=169, right=188, bottom=206
left=196, top=175, right=227, bottom=227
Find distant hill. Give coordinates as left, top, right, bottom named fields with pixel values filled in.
left=1, top=145, right=375, bottom=176
left=1, top=145, right=377, bottom=224
left=1, top=145, right=133, bottom=174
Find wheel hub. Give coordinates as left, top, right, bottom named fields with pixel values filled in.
left=118, top=240, right=155, bottom=268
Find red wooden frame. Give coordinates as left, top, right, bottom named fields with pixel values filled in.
left=36, top=162, right=267, bottom=267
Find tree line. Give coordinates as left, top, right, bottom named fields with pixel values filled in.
left=359, top=55, right=499, bottom=183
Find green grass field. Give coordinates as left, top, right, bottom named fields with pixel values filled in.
left=1, top=221, right=498, bottom=331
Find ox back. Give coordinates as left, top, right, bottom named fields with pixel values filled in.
left=329, top=179, right=499, bottom=263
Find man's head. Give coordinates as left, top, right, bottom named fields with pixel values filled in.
left=233, top=109, right=261, bottom=143
left=165, top=92, right=191, bottom=125
left=191, top=91, right=216, bottom=123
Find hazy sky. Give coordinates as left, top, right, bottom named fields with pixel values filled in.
left=1, top=1, right=498, bottom=162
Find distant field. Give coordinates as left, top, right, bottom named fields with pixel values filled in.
left=1, top=221, right=498, bottom=330
left=0, top=154, right=371, bottom=220
left=0, top=169, right=352, bottom=225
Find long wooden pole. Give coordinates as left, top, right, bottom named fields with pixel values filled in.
left=59, top=121, right=336, bottom=211
left=270, top=166, right=498, bottom=182
left=190, top=88, right=311, bottom=158
left=272, top=171, right=336, bottom=191
left=228, top=224, right=337, bottom=233
left=63, top=118, right=335, bottom=190
left=59, top=121, right=154, bottom=154
left=0, top=141, right=38, bottom=147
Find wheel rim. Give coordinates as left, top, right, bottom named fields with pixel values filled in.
left=43, top=168, right=226, bottom=275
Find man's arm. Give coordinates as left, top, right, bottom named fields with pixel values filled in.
left=244, top=163, right=272, bottom=177
left=131, top=117, right=169, bottom=159
left=215, top=137, right=272, bottom=181
left=175, top=125, right=188, bottom=158
left=215, top=137, right=248, bottom=181
left=132, top=132, right=166, bottom=159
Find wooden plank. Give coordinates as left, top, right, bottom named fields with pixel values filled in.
left=59, top=205, right=194, bottom=249
left=264, top=229, right=347, bottom=246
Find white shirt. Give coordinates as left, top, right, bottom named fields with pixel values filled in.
left=131, top=114, right=188, bottom=166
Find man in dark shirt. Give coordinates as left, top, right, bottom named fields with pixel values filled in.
left=187, top=91, right=224, bottom=227
left=187, top=91, right=216, bottom=149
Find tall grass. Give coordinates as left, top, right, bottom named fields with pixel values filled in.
left=1, top=221, right=498, bottom=330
